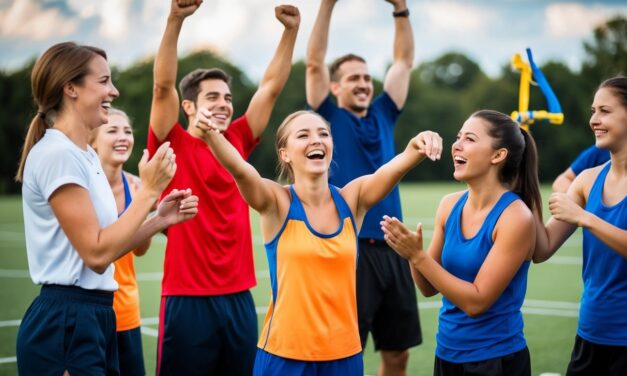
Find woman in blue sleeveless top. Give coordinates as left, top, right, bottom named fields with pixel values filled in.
left=382, top=110, right=542, bottom=376
left=200, top=110, right=442, bottom=375
left=534, top=76, right=627, bottom=375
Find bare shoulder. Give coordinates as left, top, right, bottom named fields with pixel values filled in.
left=437, top=191, right=466, bottom=218
left=123, top=171, right=142, bottom=195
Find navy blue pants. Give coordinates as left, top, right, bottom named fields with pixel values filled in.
left=16, top=285, right=118, bottom=376
left=117, top=327, right=145, bottom=376
left=253, top=350, right=363, bottom=376
left=157, top=291, right=257, bottom=376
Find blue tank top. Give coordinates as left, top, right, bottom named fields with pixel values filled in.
left=436, top=191, right=530, bottom=363
left=578, top=163, right=627, bottom=346
left=119, top=172, right=132, bottom=216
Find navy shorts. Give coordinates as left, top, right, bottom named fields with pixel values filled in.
left=117, top=327, right=145, bottom=376
left=157, top=290, right=257, bottom=376
left=567, top=335, right=627, bottom=376
left=434, top=347, right=531, bottom=376
left=253, top=349, right=363, bottom=376
left=16, top=284, right=118, bottom=376
left=357, top=239, right=422, bottom=351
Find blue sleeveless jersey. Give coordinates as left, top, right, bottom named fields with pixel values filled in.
left=578, top=163, right=627, bottom=346
left=436, top=191, right=530, bottom=363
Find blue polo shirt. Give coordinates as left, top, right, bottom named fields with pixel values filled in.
left=570, top=145, right=610, bottom=175
left=315, top=93, right=401, bottom=240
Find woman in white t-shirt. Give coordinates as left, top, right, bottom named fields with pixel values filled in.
left=15, top=41, right=198, bottom=376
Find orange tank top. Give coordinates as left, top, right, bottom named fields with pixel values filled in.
left=258, top=185, right=361, bottom=361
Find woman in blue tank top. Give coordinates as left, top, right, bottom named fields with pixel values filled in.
left=534, top=76, right=627, bottom=375
left=382, top=110, right=542, bottom=376
left=201, top=110, right=442, bottom=375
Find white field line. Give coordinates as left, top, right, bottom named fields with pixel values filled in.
left=0, top=356, right=17, bottom=364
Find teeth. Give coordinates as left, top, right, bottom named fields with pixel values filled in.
left=102, top=102, right=111, bottom=109
left=307, top=150, right=324, bottom=157
left=454, top=156, right=466, bottom=162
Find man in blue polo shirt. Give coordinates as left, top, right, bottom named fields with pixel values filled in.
left=306, top=1, right=421, bottom=374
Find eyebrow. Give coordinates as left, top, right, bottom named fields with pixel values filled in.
left=458, top=132, right=479, bottom=137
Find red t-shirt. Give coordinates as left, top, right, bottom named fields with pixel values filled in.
left=147, top=116, right=258, bottom=296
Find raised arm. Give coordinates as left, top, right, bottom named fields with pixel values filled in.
left=150, top=0, right=201, bottom=141
left=306, top=0, right=336, bottom=110
left=384, top=200, right=535, bottom=317
left=49, top=143, right=175, bottom=274
left=198, top=112, right=281, bottom=215
left=383, top=0, right=414, bottom=109
left=246, top=5, right=300, bottom=138
left=342, top=131, right=442, bottom=226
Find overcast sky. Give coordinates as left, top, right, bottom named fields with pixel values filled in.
left=1, top=0, right=626, bottom=80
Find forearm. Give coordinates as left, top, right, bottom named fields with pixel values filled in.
left=92, top=189, right=159, bottom=271
left=392, top=1, right=413, bottom=67
left=154, top=16, right=184, bottom=91
left=410, top=253, right=491, bottom=317
left=581, top=212, right=627, bottom=257
left=259, top=27, right=298, bottom=96
left=307, top=0, right=336, bottom=67
left=409, top=260, right=439, bottom=297
left=124, top=215, right=166, bottom=257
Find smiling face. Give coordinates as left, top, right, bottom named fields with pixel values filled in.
left=590, top=87, right=627, bottom=152
left=70, top=55, right=119, bottom=130
left=92, top=111, right=134, bottom=167
left=330, top=60, right=374, bottom=117
left=184, top=78, right=233, bottom=138
left=451, top=116, right=506, bottom=182
left=278, top=112, right=333, bottom=181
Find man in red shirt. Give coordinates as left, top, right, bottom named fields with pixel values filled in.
left=147, top=1, right=300, bottom=375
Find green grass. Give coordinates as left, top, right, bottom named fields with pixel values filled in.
left=0, top=183, right=582, bottom=375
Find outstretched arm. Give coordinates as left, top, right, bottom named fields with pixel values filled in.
left=306, top=0, right=336, bottom=110
left=150, top=0, right=202, bottom=141
left=198, top=112, right=281, bottom=215
left=383, top=0, right=414, bottom=109
left=342, top=131, right=442, bottom=225
left=384, top=200, right=535, bottom=317
left=246, top=5, right=300, bottom=139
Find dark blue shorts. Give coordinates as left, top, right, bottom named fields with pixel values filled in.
left=157, top=290, right=257, bottom=376
left=253, top=349, right=363, bottom=376
left=117, top=327, right=145, bottom=376
left=16, top=284, right=118, bottom=376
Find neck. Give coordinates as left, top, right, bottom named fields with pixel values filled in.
left=465, top=174, right=508, bottom=211
left=609, top=147, right=627, bottom=178
left=292, top=174, right=331, bottom=207
left=102, top=161, right=124, bottom=188
left=53, top=114, right=90, bottom=150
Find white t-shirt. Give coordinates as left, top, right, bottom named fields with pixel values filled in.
left=22, top=129, right=118, bottom=291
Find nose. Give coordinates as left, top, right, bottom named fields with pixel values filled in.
left=589, top=112, right=600, bottom=127
left=110, top=82, right=120, bottom=99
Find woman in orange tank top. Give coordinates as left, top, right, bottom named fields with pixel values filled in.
left=200, top=110, right=442, bottom=375
left=91, top=108, right=198, bottom=375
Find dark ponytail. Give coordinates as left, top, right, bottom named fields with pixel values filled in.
left=472, top=110, right=542, bottom=215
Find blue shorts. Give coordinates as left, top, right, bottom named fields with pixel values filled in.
left=253, top=350, right=363, bottom=376
left=16, top=284, right=118, bottom=376
left=117, top=327, right=145, bottom=376
left=157, top=291, right=257, bottom=376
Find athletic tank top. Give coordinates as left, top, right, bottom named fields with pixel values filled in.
left=258, top=185, right=362, bottom=361
left=113, top=172, right=141, bottom=331
left=436, top=191, right=530, bottom=363
left=578, top=163, right=627, bottom=346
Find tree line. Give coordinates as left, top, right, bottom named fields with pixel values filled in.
left=0, top=16, right=624, bottom=194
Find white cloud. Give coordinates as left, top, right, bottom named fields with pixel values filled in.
left=545, top=3, right=625, bottom=38
left=0, top=0, right=78, bottom=40
left=99, top=0, right=131, bottom=40
left=416, top=1, right=496, bottom=35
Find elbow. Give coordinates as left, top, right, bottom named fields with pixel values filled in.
left=85, top=258, right=109, bottom=275
left=418, top=286, right=438, bottom=298
left=306, top=62, right=325, bottom=75
left=152, top=83, right=171, bottom=100
left=462, top=302, right=489, bottom=318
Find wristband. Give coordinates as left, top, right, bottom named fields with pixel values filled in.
left=393, top=9, right=409, bottom=17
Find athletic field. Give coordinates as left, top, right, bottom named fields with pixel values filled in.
left=0, top=182, right=581, bottom=375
